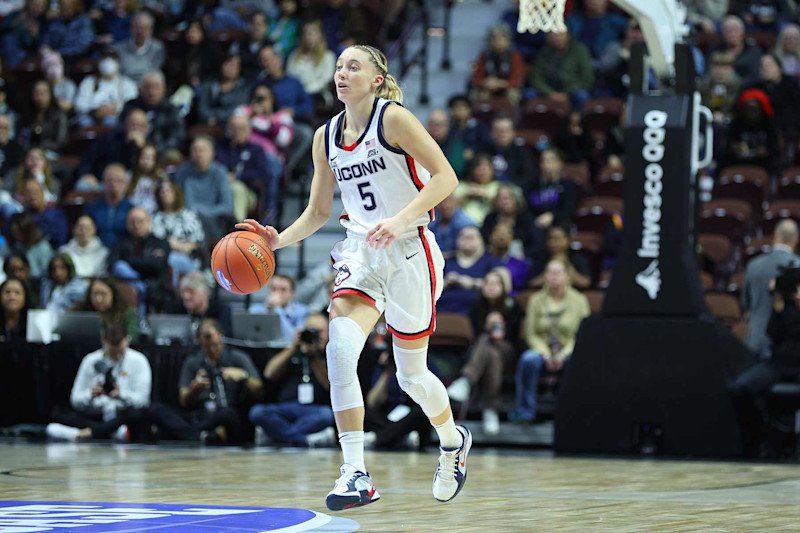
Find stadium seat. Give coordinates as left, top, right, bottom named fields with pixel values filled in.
left=562, top=161, right=591, bottom=189
left=519, top=98, right=569, bottom=136
left=698, top=199, right=752, bottom=242
left=594, top=166, right=624, bottom=198
left=65, top=126, right=113, bottom=157
left=60, top=190, right=103, bottom=228
left=516, top=129, right=550, bottom=152
left=574, top=197, right=623, bottom=234
left=597, top=270, right=613, bottom=289
left=429, top=313, right=474, bottom=349
left=472, top=97, right=518, bottom=125
left=776, top=167, right=800, bottom=200
left=699, top=270, right=715, bottom=291
left=743, top=235, right=773, bottom=265
left=704, top=292, right=741, bottom=326
left=583, top=97, right=625, bottom=135
left=570, top=231, right=604, bottom=281
left=66, top=58, right=98, bottom=86
left=698, top=233, right=732, bottom=267
left=212, top=29, right=247, bottom=52
left=714, top=165, right=768, bottom=220
left=726, top=271, right=746, bottom=297
left=762, top=200, right=800, bottom=236
left=732, top=320, right=748, bottom=341
left=582, top=289, right=605, bottom=315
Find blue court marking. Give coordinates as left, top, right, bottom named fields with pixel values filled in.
left=0, top=501, right=360, bottom=532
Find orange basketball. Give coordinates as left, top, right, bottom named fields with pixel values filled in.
left=211, top=231, right=275, bottom=294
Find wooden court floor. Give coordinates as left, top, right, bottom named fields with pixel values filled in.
left=1, top=442, right=799, bottom=532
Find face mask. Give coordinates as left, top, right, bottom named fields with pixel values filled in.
left=99, top=58, right=119, bottom=77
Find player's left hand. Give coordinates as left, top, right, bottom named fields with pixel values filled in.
left=366, top=215, right=408, bottom=249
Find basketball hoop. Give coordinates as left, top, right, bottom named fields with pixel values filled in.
left=518, top=0, right=568, bottom=34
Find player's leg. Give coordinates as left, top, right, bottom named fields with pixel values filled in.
left=325, top=294, right=382, bottom=511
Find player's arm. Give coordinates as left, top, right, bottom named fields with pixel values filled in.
left=366, top=104, right=459, bottom=248
left=236, top=125, right=336, bottom=249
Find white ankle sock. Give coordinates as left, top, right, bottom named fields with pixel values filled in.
left=339, top=431, right=366, bottom=473
left=434, top=415, right=462, bottom=449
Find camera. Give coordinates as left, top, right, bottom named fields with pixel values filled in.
left=773, top=264, right=800, bottom=300
left=93, top=360, right=116, bottom=394
left=299, top=328, right=321, bottom=345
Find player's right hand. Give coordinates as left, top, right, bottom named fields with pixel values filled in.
left=235, top=219, right=280, bottom=250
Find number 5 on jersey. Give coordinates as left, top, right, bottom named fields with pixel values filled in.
left=358, top=182, right=377, bottom=211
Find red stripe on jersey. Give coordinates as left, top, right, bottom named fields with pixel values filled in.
left=339, top=214, right=350, bottom=220
left=331, top=288, right=377, bottom=306
left=405, top=155, right=435, bottom=221
left=341, top=140, right=358, bottom=151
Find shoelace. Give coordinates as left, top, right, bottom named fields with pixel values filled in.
left=437, top=449, right=458, bottom=482
left=334, top=469, right=360, bottom=490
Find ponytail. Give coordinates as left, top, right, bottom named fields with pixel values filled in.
left=377, top=73, right=403, bottom=103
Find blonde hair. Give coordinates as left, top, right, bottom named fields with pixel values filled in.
left=299, top=20, right=328, bottom=66
left=349, top=44, right=403, bottom=103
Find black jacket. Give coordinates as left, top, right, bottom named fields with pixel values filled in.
left=121, top=99, right=186, bottom=151
left=108, top=233, right=170, bottom=284
left=767, top=300, right=800, bottom=367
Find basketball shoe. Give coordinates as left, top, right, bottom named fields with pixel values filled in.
left=325, top=464, right=380, bottom=511
left=432, top=425, right=472, bottom=502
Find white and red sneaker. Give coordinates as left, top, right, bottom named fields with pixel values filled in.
left=325, top=464, right=380, bottom=511
left=432, top=425, right=472, bottom=502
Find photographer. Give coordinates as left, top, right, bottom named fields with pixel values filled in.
left=46, top=321, right=151, bottom=442
left=249, top=313, right=335, bottom=446
left=150, top=318, right=262, bottom=444
left=731, top=266, right=800, bottom=458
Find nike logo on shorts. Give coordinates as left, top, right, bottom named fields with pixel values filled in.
left=405, top=252, right=419, bottom=260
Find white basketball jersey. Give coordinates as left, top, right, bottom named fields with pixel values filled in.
left=325, top=97, right=433, bottom=235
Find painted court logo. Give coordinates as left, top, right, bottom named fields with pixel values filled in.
left=0, top=502, right=359, bottom=532
left=215, top=269, right=232, bottom=291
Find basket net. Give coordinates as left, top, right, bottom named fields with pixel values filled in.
left=518, top=0, right=568, bottom=34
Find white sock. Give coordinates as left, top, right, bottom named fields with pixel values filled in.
left=46, top=423, right=80, bottom=442
left=339, top=431, right=366, bottom=473
left=434, top=414, right=462, bottom=449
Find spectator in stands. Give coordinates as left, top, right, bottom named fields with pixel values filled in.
left=318, top=0, right=370, bottom=53
left=115, top=11, right=165, bottom=84
left=732, top=0, right=791, bottom=33
left=234, top=84, right=295, bottom=164
left=447, top=94, right=491, bottom=159
left=108, top=207, right=170, bottom=312
left=249, top=273, right=309, bottom=346
left=8, top=147, right=58, bottom=204
left=250, top=312, right=335, bottom=446
left=267, top=0, right=301, bottom=56
left=74, top=277, right=139, bottom=339
left=127, top=143, right=165, bottom=215
left=0, top=277, right=32, bottom=343
left=699, top=51, right=743, bottom=124
left=2, top=252, right=32, bottom=290
left=454, top=153, right=502, bottom=226
left=21, top=80, right=67, bottom=153
left=120, top=72, right=186, bottom=153
left=295, top=263, right=337, bottom=313
left=528, top=148, right=577, bottom=232
left=0, top=114, right=23, bottom=182
left=59, top=215, right=109, bottom=278
left=439, top=225, right=502, bottom=313
left=499, top=0, right=547, bottom=63
left=232, top=11, right=270, bottom=80
left=774, top=23, right=800, bottom=80
left=254, top=43, right=314, bottom=121
left=40, top=252, right=88, bottom=310
left=427, top=109, right=467, bottom=178
left=159, top=318, right=262, bottom=444
left=554, top=110, right=594, bottom=167
left=471, top=23, right=525, bottom=104
left=216, top=114, right=281, bottom=218
left=166, top=18, right=222, bottom=93
left=90, top=0, right=135, bottom=45
left=286, top=19, right=336, bottom=109
left=730, top=263, right=800, bottom=458
left=483, top=182, right=539, bottom=259
left=685, top=0, right=728, bottom=35
left=512, top=258, right=590, bottom=422
left=527, top=29, right=594, bottom=110
left=528, top=225, right=592, bottom=289
left=175, top=271, right=232, bottom=335
left=594, top=17, right=648, bottom=97
left=173, top=136, right=234, bottom=239
left=41, top=0, right=94, bottom=61
left=1, top=0, right=48, bottom=68
left=565, top=0, right=627, bottom=61
left=151, top=179, right=205, bottom=288
left=487, top=114, right=535, bottom=190
left=85, top=164, right=133, bottom=247
left=7, top=211, right=53, bottom=278
left=447, top=268, right=522, bottom=434
left=749, top=53, right=800, bottom=158
left=429, top=192, right=476, bottom=258
left=487, top=220, right=530, bottom=292
left=741, top=219, right=800, bottom=358
left=77, top=109, right=149, bottom=182
left=0, top=78, right=16, bottom=132
left=46, top=321, right=151, bottom=442
left=21, top=178, right=68, bottom=248
left=198, top=54, right=250, bottom=126
left=715, top=15, right=762, bottom=85
left=74, top=48, right=138, bottom=128
left=40, top=49, right=75, bottom=113
left=724, top=88, right=780, bottom=174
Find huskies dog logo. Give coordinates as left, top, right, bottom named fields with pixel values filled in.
left=334, top=265, right=351, bottom=287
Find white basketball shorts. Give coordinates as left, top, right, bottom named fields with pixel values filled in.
left=329, top=227, right=445, bottom=340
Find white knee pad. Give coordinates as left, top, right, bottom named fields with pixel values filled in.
left=394, top=344, right=450, bottom=418
left=326, top=317, right=367, bottom=412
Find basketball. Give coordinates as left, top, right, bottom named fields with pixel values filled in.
left=211, top=231, right=275, bottom=294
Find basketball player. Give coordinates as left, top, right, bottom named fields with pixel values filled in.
left=236, top=45, right=471, bottom=510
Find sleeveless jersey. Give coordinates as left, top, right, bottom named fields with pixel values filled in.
left=324, top=97, right=434, bottom=236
